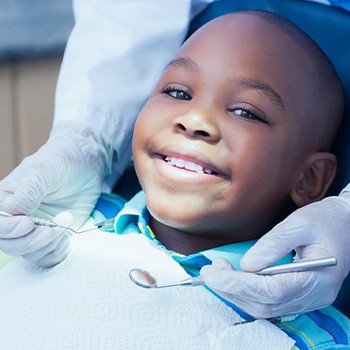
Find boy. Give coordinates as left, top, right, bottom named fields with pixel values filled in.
left=0, top=10, right=348, bottom=350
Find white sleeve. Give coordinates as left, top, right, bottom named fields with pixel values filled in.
left=340, top=182, right=350, bottom=195
left=54, top=0, right=215, bottom=186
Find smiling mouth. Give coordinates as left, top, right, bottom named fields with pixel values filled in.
left=163, top=156, right=218, bottom=175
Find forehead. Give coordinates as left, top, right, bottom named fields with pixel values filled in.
left=174, top=14, right=314, bottom=94
left=179, top=13, right=308, bottom=68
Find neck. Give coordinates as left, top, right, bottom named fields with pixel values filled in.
left=147, top=198, right=294, bottom=255
left=149, top=217, right=233, bottom=255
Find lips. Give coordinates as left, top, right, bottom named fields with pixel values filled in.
left=164, top=156, right=216, bottom=175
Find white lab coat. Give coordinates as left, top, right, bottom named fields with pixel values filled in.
left=54, top=0, right=215, bottom=187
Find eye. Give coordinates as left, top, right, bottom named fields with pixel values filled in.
left=163, top=86, right=192, bottom=101
left=230, top=107, right=267, bottom=124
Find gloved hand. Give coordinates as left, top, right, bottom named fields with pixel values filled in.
left=0, top=211, right=74, bottom=267
left=200, top=191, right=350, bottom=318
left=0, top=121, right=113, bottom=267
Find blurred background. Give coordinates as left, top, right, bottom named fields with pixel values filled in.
left=0, top=0, right=74, bottom=179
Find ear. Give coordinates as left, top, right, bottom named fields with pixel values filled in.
left=289, top=152, right=337, bottom=207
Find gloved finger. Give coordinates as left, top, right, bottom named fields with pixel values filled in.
left=201, top=258, right=234, bottom=274
left=0, top=226, right=62, bottom=256
left=200, top=269, right=297, bottom=318
left=22, top=231, right=69, bottom=261
left=223, top=278, right=331, bottom=319
left=1, top=177, right=46, bottom=216
left=52, top=211, right=74, bottom=229
left=23, top=212, right=73, bottom=267
left=23, top=232, right=70, bottom=265
left=240, top=217, right=319, bottom=272
left=213, top=257, right=235, bottom=269
left=0, top=182, right=18, bottom=199
left=201, top=265, right=335, bottom=318
left=0, top=215, right=35, bottom=238
left=34, top=234, right=71, bottom=268
left=21, top=209, right=73, bottom=259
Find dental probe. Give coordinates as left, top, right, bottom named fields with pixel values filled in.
left=0, top=210, right=78, bottom=233
left=0, top=210, right=116, bottom=234
left=90, top=217, right=116, bottom=231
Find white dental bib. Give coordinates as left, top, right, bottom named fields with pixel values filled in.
left=0, top=231, right=294, bottom=349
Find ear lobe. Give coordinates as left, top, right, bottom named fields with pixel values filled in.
left=290, top=152, right=337, bottom=207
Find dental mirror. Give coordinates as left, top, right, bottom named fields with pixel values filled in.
left=129, top=269, right=204, bottom=288
left=129, top=256, right=337, bottom=289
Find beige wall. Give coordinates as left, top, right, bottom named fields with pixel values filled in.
left=0, top=58, right=61, bottom=180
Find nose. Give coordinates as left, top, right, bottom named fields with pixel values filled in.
left=173, top=111, right=221, bottom=142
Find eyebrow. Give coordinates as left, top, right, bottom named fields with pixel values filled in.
left=166, top=57, right=199, bottom=72
left=166, top=57, right=285, bottom=111
left=236, top=78, right=285, bottom=111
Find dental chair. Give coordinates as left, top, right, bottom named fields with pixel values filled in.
left=114, top=0, right=350, bottom=317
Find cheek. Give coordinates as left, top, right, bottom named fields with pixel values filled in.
left=133, top=116, right=144, bottom=146
left=132, top=110, right=153, bottom=183
left=224, top=128, right=273, bottom=170
left=225, top=128, right=294, bottom=193
left=133, top=105, right=158, bottom=151
left=134, top=100, right=172, bottom=140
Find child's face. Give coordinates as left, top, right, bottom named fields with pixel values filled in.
left=133, top=14, right=320, bottom=245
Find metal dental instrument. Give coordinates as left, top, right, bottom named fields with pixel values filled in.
left=72, top=217, right=116, bottom=234
left=90, top=217, right=116, bottom=232
left=129, top=256, right=337, bottom=289
left=130, top=269, right=205, bottom=288
left=0, top=210, right=79, bottom=233
left=74, top=217, right=116, bottom=233
left=0, top=210, right=115, bottom=234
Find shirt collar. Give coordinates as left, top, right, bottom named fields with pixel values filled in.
left=114, top=191, right=148, bottom=234
left=113, top=191, right=292, bottom=271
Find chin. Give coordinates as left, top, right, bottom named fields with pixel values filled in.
left=147, top=203, right=202, bottom=229
left=152, top=208, right=194, bottom=227
left=144, top=188, right=229, bottom=233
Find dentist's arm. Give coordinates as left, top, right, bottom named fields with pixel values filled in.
left=201, top=185, right=350, bottom=318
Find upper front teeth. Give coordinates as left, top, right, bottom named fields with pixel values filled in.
left=164, top=156, right=213, bottom=174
